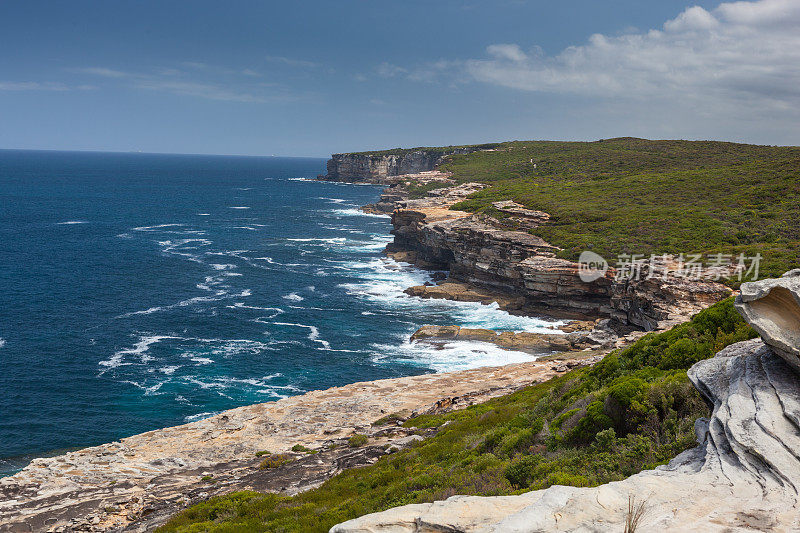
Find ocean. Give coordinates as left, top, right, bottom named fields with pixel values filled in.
left=0, top=150, right=562, bottom=475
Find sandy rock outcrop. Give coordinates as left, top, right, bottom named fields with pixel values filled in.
left=384, top=183, right=731, bottom=329
left=0, top=358, right=593, bottom=532
left=736, top=269, right=800, bottom=372
left=331, top=274, right=800, bottom=532
left=361, top=172, right=455, bottom=215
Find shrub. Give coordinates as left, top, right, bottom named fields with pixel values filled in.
left=348, top=434, right=369, bottom=448
left=159, top=299, right=755, bottom=533
left=258, top=454, right=293, bottom=469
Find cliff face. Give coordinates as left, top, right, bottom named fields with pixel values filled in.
left=323, top=148, right=475, bottom=183
left=382, top=180, right=731, bottom=328
left=332, top=273, right=800, bottom=533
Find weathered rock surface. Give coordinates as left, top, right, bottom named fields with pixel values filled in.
left=361, top=171, right=455, bottom=215
left=331, top=338, right=800, bottom=533
left=323, top=149, right=479, bottom=183
left=736, top=269, right=800, bottom=372
left=0, top=358, right=594, bottom=532
left=408, top=321, right=634, bottom=355
left=384, top=182, right=731, bottom=329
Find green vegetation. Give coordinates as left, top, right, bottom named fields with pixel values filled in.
left=371, top=413, right=406, bottom=426
left=200, top=476, right=216, bottom=484
left=258, top=454, right=293, bottom=470
left=339, top=143, right=499, bottom=158
left=347, top=434, right=369, bottom=448
left=253, top=450, right=271, bottom=457
left=158, top=299, right=755, bottom=533
left=290, top=444, right=316, bottom=454
left=437, top=138, right=800, bottom=282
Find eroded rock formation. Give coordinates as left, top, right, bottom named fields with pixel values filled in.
left=736, top=269, right=800, bottom=372
left=382, top=178, right=731, bottom=330
left=323, top=148, right=479, bottom=183
left=331, top=272, right=800, bottom=532
left=0, top=358, right=591, bottom=532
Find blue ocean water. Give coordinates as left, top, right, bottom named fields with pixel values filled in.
left=0, top=150, right=562, bottom=475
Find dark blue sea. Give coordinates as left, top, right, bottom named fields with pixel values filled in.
left=0, top=150, right=562, bottom=475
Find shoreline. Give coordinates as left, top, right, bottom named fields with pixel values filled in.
left=0, top=355, right=603, bottom=531
left=0, top=168, right=734, bottom=531
left=0, top=176, right=599, bottom=532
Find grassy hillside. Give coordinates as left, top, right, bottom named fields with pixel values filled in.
left=335, top=143, right=499, bottom=158
left=158, top=298, right=755, bottom=533
left=436, top=138, right=800, bottom=282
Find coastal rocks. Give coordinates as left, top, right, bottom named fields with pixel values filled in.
left=609, top=258, right=733, bottom=331
left=330, top=338, right=800, bottom=532
left=404, top=281, right=526, bottom=311
left=361, top=171, right=455, bottom=215
left=409, top=318, right=641, bottom=355
left=385, top=182, right=731, bottom=329
left=0, top=358, right=598, bottom=532
left=323, top=149, right=479, bottom=183
left=410, top=325, right=568, bottom=353
left=491, top=201, right=550, bottom=228
left=735, top=269, right=800, bottom=372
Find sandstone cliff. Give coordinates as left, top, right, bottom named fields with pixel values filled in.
left=322, top=147, right=483, bottom=183
left=332, top=271, right=800, bottom=532
left=382, top=178, right=731, bottom=330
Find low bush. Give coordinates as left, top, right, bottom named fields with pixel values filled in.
left=348, top=434, right=369, bottom=448
left=158, top=299, right=754, bottom=533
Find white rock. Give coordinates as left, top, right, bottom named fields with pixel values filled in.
left=331, top=339, right=800, bottom=532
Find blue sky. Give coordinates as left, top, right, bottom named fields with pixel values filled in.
left=1, top=0, right=798, bottom=156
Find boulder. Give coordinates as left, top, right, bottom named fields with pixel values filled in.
left=331, top=338, right=800, bottom=532
left=735, top=269, right=800, bottom=373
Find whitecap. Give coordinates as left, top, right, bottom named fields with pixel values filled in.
left=270, top=322, right=330, bottom=349
left=184, top=411, right=218, bottom=423
left=287, top=237, right=347, bottom=243
left=282, top=292, right=304, bottom=302
left=133, top=223, right=185, bottom=231
left=197, top=213, right=211, bottom=216
left=327, top=208, right=389, bottom=218
left=371, top=339, right=537, bottom=373
left=56, top=220, right=87, bottom=225
left=229, top=206, right=251, bottom=210
left=316, top=197, right=351, bottom=204
left=99, top=335, right=179, bottom=370
left=0, top=338, right=5, bottom=349
left=229, top=302, right=285, bottom=318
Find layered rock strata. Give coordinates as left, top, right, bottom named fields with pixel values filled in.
left=382, top=178, right=731, bottom=330
left=410, top=321, right=643, bottom=354
left=331, top=273, right=800, bottom=532
left=736, top=269, right=800, bottom=372
left=323, top=148, right=479, bottom=183
left=361, top=171, right=455, bottom=215
left=0, top=357, right=594, bottom=532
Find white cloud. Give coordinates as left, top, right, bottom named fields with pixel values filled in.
left=464, top=0, right=800, bottom=116
left=486, top=44, right=528, bottom=62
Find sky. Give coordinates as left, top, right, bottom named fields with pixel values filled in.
left=1, top=0, right=798, bottom=157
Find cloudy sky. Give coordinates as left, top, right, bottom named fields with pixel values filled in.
left=1, top=0, right=797, bottom=156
